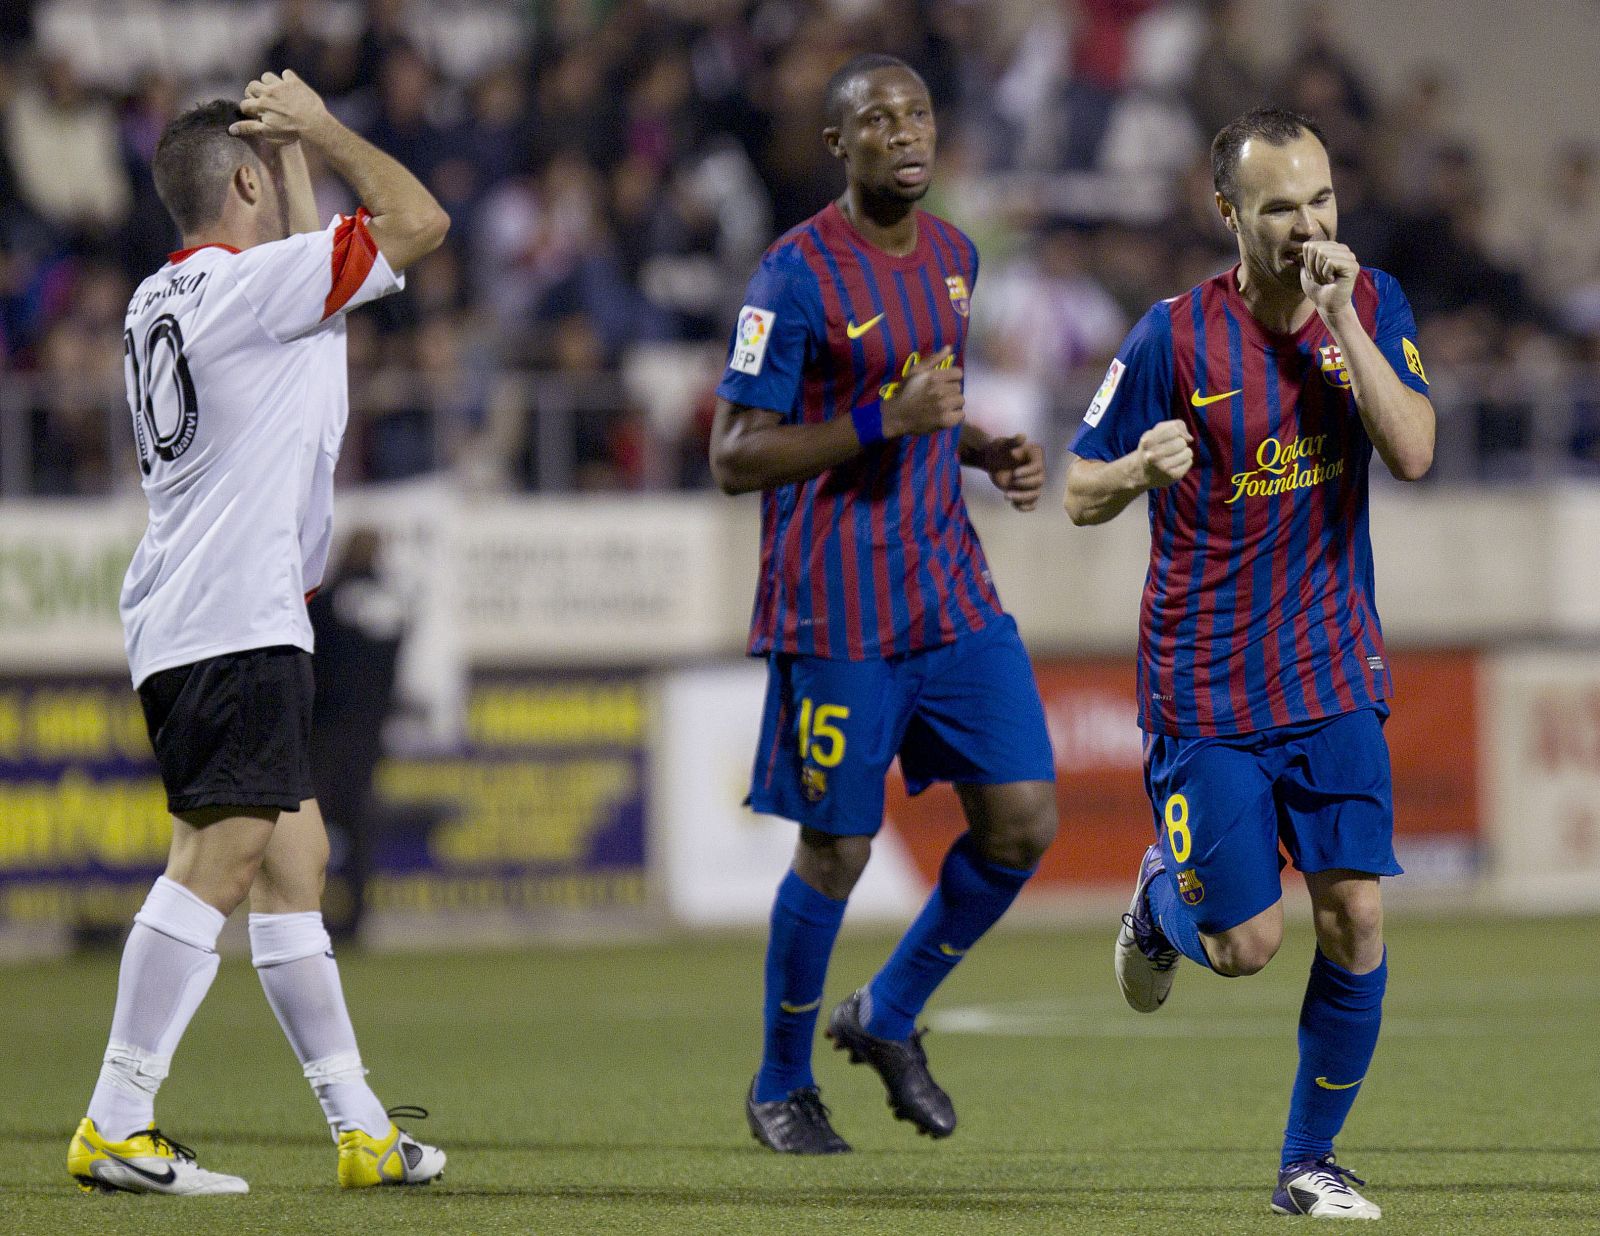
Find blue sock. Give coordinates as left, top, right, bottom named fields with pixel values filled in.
left=864, top=833, right=1034, bottom=1040
left=1281, top=948, right=1387, bottom=1169
left=1146, top=869, right=1214, bottom=970
left=754, top=870, right=848, bottom=1102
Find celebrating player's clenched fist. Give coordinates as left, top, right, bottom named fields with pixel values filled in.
left=1136, top=419, right=1193, bottom=488
left=885, top=346, right=964, bottom=437
left=1297, top=239, right=1359, bottom=316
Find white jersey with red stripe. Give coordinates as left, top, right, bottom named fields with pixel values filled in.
left=119, top=209, right=403, bottom=687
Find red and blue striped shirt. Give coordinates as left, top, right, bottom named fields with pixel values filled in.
left=717, top=202, right=1002, bottom=660
left=1069, top=265, right=1430, bottom=737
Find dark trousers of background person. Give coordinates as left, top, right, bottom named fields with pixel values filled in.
left=308, top=552, right=404, bottom=942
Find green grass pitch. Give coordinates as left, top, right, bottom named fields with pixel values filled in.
left=4, top=915, right=1597, bottom=1234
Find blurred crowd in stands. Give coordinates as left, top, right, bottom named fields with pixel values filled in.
left=1, top=0, right=1598, bottom=496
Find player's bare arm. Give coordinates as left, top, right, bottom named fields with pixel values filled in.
left=263, top=137, right=320, bottom=236
left=710, top=347, right=964, bottom=495
left=958, top=423, right=1046, bottom=512
left=709, top=400, right=864, bottom=493
left=230, top=69, right=449, bottom=270
left=1063, top=419, right=1193, bottom=525
left=1300, top=239, right=1435, bottom=481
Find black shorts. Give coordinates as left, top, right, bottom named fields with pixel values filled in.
left=137, top=645, right=315, bottom=814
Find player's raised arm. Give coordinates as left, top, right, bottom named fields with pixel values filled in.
left=258, top=136, right=320, bottom=236
left=230, top=70, right=448, bottom=271
left=1299, top=240, right=1435, bottom=481
left=1063, top=420, right=1193, bottom=525
left=709, top=347, right=964, bottom=495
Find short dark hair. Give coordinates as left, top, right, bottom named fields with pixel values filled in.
left=1211, top=106, right=1326, bottom=204
left=823, top=53, right=925, bottom=127
left=152, top=100, right=259, bottom=234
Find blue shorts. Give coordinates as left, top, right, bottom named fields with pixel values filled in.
left=748, top=614, right=1056, bottom=836
left=1143, top=707, right=1401, bottom=935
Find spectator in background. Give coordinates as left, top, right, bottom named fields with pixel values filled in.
left=1060, top=0, right=1165, bottom=171
left=117, top=72, right=180, bottom=280
left=631, top=138, right=771, bottom=342
left=1276, top=0, right=1376, bottom=165
left=759, top=37, right=848, bottom=231
left=1327, top=154, right=1397, bottom=275
left=361, top=314, right=493, bottom=483
left=528, top=43, right=622, bottom=171
left=363, top=45, right=454, bottom=197
left=308, top=526, right=407, bottom=942
left=1387, top=143, right=1532, bottom=326
left=3, top=55, right=131, bottom=254
left=1373, top=65, right=1459, bottom=212
left=517, top=312, right=654, bottom=492
left=968, top=223, right=1127, bottom=455
left=346, top=0, right=420, bottom=99
left=28, top=318, right=117, bottom=495
left=1523, top=143, right=1600, bottom=329
left=454, top=63, right=533, bottom=218
left=262, top=0, right=337, bottom=91
left=1186, top=0, right=1264, bottom=139
left=977, top=225, right=1127, bottom=389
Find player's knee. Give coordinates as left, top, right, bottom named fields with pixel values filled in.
left=966, top=783, right=1058, bottom=869
left=172, top=862, right=259, bottom=916
left=1316, top=898, right=1384, bottom=968
left=794, top=830, right=871, bottom=900
left=1207, top=929, right=1281, bottom=977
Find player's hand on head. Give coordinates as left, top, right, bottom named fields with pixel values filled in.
left=984, top=434, right=1045, bottom=511
left=885, top=346, right=964, bottom=437
left=1137, top=419, right=1193, bottom=489
left=230, top=69, right=330, bottom=144
left=1298, top=240, right=1358, bottom=314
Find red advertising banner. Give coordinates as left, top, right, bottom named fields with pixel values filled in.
left=882, top=651, right=1480, bottom=893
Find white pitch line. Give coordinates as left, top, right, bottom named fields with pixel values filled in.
left=927, top=1005, right=1491, bottom=1039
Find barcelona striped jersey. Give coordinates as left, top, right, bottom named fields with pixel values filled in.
left=1069, top=265, right=1430, bottom=737
left=716, top=201, right=1002, bottom=660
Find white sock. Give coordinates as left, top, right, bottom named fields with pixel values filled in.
left=86, top=877, right=225, bottom=1141
left=249, top=911, right=390, bottom=1139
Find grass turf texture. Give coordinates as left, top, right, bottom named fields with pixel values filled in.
left=4, top=916, right=1596, bottom=1234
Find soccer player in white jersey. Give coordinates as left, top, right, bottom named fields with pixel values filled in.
left=67, top=71, right=449, bottom=1196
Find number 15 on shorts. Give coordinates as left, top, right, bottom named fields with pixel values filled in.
left=798, top=698, right=849, bottom=767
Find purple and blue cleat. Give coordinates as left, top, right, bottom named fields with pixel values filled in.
left=1114, top=842, right=1181, bottom=1012
left=1272, top=1155, right=1382, bottom=1219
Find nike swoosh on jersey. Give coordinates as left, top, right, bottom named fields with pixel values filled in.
left=937, top=943, right=967, bottom=957
left=1313, top=1075, right=1365, bottom=1091
left=101, top=1151, right=178, bottom=1185
left=779, top=998, right=822, bottom=1014
left=1190, top=388, right=1243, bottom=408
left=846, top=313, right=886, bottom=339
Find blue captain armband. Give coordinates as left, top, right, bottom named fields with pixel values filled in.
left=851, top=400, right=886, bottom=446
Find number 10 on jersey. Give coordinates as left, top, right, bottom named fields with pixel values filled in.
left=124, top=313, right=200, bottom=474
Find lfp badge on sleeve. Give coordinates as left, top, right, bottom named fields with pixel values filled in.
left=730, top=306, right=775, bottom=376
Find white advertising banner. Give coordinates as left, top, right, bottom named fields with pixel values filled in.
left=1484, top=651, right=1600, bottom=911
left=0, top=500, right=145, bottom=671
left=654, top=663, right=922, bottom=925
left=453, top=497, right=738, bottom=663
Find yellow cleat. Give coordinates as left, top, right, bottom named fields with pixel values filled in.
left=336, top=1110, right=445, bottom=1188
left=68, top=1117, right=248, bottom=1195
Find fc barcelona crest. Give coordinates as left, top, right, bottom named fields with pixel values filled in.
left=801, top=767, right=828, bottom=803
left=945, top=275, right=970, bottom=317
left=1177, top=868, right=1205, bottom=906
left=1318, top=344, right=1351, bottom=389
